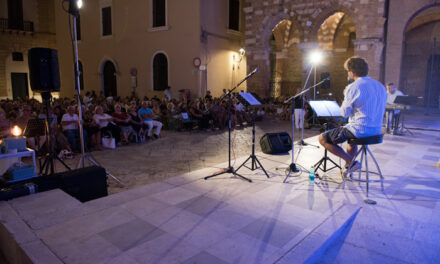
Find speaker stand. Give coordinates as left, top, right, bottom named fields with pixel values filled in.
left=234, top=113, right=269, bottom=178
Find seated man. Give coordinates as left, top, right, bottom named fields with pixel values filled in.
left=61, top=105, right=81, bottom=152
left=318, top=57, right=387, bottom=175
left=138, top=101, right=162, bottom=140
left=386, top=82, right=404, bottom=134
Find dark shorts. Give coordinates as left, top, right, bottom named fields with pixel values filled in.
left=322, top=126, right=357, bottom=145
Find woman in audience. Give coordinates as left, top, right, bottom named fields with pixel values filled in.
left=112, top=104, right=134, bottom=144
left=128, top=105, right=144, bottom=142
left=93, top=106, right=121, bottom=145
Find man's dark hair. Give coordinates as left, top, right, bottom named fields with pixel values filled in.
left=386, top=82, right=394, bottom=86
left=344, top=56, right=369, bottom=77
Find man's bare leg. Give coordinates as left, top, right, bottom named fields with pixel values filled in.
left=318, top=134, right=352, bottom=164
left=346, top=144, right=358, bottom=164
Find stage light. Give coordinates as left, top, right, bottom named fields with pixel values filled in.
left=11, top=126, right=22, bottom=137
left=309, top=50, right=323, bottom=65
left=68, top=0, right=83, bottom=16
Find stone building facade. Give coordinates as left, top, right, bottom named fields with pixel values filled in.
left=0, top=0, right=56, bottom=100
left=54, top=0, right=247, bottom=99
left=243, top=0, right=440, bottom=107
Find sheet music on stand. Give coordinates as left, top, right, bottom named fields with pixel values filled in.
left=23, top=118, right=49, bottom=138
left=308, top=100, right=342, bottom=117
left=238, top=92, right=262, bottom=106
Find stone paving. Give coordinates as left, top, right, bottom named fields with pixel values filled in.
left=1, top=112, right=440, bottom=263
left=60, top=118, right=320, bottom=194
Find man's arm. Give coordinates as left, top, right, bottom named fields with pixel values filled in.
left=340, top=86, right=355, bottom=118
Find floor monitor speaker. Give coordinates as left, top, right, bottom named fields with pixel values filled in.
left=260, top=132, right=292, bottom=154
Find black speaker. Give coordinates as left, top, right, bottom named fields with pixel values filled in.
left=28, top=48, right=61, bottom=92
left=260, top=132, right=292, bottom=154
left=0, top=166, right=107, bottom=202
left=320, top=72, right=330, bottom=89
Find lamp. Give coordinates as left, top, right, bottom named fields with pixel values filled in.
left=68, top=0, right=82, bottom=17
left=11, top=125, right=22, bottom=137
left=309, top=50, right=323, bottom=66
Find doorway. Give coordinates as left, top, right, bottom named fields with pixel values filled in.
left=103, top=61, right=117, bottom=97
left=11, top=72, right=29, bottom=100
left=425, top=54, right=440, bottom=108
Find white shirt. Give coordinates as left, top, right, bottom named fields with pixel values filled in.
left=61, top=113, right=79, bottom=131
left=387, top=90, right=404, bottom=104
left=93, top=113, right=113, bottom=128
left=341, top=77, right=387, bottom=137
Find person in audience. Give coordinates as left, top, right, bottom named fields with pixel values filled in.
left=61, top=105, right=81, bottom=152
left=94, top=106, right=121, bottom=145
left=139, top=101, right=162, bottom=139
left=0, top=107, right=11, bottom=139
left=128, top=105, right=144, bottom=142
left=112, top=104, right=134, bottom=144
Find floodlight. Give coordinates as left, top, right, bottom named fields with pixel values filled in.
left=68, top=0, right=82, bottom=16
left=309, top=50, right=323, bottom=65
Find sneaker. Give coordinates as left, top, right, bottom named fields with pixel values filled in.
left=340, top=161, right=361, bottom=179
left=153, top=134, right=159, bottom=139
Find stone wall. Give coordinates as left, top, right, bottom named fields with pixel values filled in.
left=243, top=0, right=386, bottom=97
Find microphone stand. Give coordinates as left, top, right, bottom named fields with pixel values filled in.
left=205, top=68, right=259, bottom=182
left=298, top=78, right=329, bottom=148
left=280, top=77, right=329, bottom=183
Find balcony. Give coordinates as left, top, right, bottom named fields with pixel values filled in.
left=0, top=18, right=34, bottom=33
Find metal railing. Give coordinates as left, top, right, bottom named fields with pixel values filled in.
left=0, top=18, right=34, bottom=32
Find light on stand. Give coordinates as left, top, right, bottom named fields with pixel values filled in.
left=308, top=50, right=323, bottom=66
left=68, top=0, right=83, bottom=16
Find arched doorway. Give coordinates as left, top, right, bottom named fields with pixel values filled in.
left=152, top=53, right=168, bottom=91
left=316, top=12, right=356, bottom=102
left=269, top=19, right=302, bottom=98
left=401, top=5, right=440, bottom=108
left=103, top=61, right=117, bottom=97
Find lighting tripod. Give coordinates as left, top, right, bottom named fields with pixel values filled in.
left=68, top=6, right=123, bottom=186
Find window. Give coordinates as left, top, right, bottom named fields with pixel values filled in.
left=102, top=6, right=112, bottom=36
left=152, top=0, right=166, bottom=28
left=7, top=0, right=24, bottom=30
left=228, top=0, right=240, bottom=31
left=76, top=15, right=81, bottom=40
left=12, top=52, right=23, bottom=61
left=153, top=53, right=168, bottom=91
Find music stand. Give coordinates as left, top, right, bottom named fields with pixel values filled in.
left=23, top=118, right=46, bottom=138
left=394, top=95, right=417, bottom=135
left=309, top=100, right=342, bottom=175
left=234, top=92, right=270, bottom=178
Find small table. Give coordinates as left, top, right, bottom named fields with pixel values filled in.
left=0, top=148, right=37, bottom=175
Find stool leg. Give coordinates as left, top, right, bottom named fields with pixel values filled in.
left=365, top=148, right=369, bottom=197
left=366, top=147, right=384, bottom=191
left=358, top=146, right=365, bottom=185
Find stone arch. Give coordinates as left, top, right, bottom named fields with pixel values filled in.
left=309, top=4, right=360, bottom=42
left=400, top=3, right=440, bottom=107
left=255, top=12, right=303, bottom=50
left=403, top=3, right=440, bottom=38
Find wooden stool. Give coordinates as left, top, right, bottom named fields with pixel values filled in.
left=346, top=134, right=384, bottom=204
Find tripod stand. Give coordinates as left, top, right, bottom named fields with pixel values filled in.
left=204, top=69, right=259, bottom=183
left=234, top=109, right=269, bottom=178
left=308, top=101, right=343, bottom=175
left=279, top=77, right=330, bottom=183
left=69, top=10, right=123, bottom=186
left=39, top=93, right=71, bottom=175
